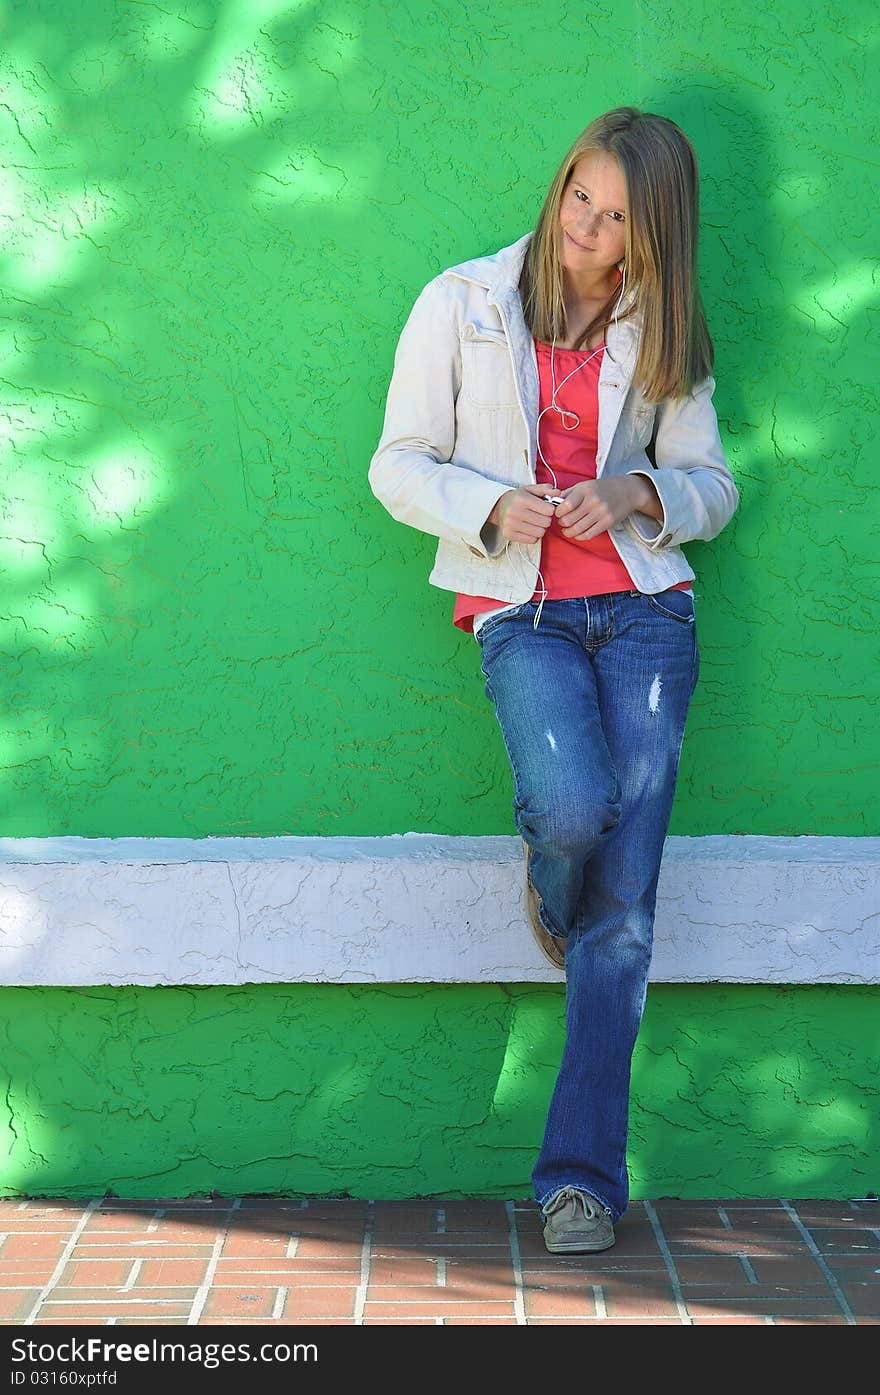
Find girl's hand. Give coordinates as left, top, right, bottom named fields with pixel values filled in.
left=555, top=476, right=659, bottom=541
left=488, top=484, right=562, bottom=544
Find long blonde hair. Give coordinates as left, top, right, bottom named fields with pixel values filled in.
left=520, top=107, right=714, bottom=401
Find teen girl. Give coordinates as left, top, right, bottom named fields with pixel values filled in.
left=369, top=107, right=739, bottom=1253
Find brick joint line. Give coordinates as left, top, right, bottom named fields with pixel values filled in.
left=39, top=1297, right=193, bottom=1307
left=23, top=1198, right=102, bottom=1326
left=146, top=1209, right=165, bottom=1234
left=643, top=1201, right=691, bottom=1325
left=352, top=1201, right=374, bottom=1326
left=505, top=1200, right=527, bottom=1326
left=780, top=1200, right=857, bottom=1325
left=187, top=1198, right=241, bottom=1326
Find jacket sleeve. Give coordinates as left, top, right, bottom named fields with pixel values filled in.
left=368, top=276, right=512, bottom=558
left=624, top=375, right=739, bottom=551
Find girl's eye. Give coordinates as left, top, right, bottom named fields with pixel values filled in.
left=608, top=211, right=625, bottom=222
left=575, top=190, right=589, bottom=203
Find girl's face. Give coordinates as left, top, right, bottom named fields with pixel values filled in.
left=558, top=150, right=628, bottom=281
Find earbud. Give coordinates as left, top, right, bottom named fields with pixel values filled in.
left=613, top=261, right=626, bottom=332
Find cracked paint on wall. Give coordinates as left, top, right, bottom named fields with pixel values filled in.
left=0, top=984, right=876, bottom=1200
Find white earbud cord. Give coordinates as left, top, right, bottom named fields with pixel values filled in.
left=498, top=266, right=628, bottom=630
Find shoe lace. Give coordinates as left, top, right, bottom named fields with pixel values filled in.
left=543, top=1186, right=606, bottom=1220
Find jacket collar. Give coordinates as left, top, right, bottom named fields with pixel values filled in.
left=445, top=233, right=533, bottom=295
left=446, top=233, right=641, bottom=377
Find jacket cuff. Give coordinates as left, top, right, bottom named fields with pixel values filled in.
left=625, top=469, right=672, bottom=549
left=465, top=486, right=514, bottom=559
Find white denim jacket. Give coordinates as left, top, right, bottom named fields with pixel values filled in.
left=369, top=233, right=739, bottom=603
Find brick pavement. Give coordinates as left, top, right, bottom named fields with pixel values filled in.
left=0, top=1196, right=877, bottom=1326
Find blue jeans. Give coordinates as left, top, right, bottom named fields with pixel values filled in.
left=475, top=588, right=700, bottom=1220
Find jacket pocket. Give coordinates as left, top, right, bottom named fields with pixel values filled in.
left=460, top=324, right=517, bottom=408
left=617, top=403, right=656, bottom=449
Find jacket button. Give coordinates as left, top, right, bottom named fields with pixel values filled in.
left=468, top=546, right=483, bottom=557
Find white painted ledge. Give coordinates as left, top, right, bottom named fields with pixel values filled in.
left=0, top=834, right=877, bottom=986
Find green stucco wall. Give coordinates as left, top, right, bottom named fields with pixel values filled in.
left=1, top=0, right=876, bottom=838
left=2, top=984, right=876, bottom=1200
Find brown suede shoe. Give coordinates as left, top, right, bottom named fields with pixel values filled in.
left=542, top=1187, right=615, bottom=1253
left=523, top=841, right=566, bottom=970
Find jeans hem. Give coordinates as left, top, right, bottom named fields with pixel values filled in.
left=523, top=838, right=569, bottom=941
left=535, top=1182, right=618, bottom=1221
left=536, top=897, right=567, bottom=942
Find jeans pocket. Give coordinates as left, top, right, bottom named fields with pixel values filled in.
left=475, top=602, right=531, bottom=643
left=644, top=588, right=695, bottom=625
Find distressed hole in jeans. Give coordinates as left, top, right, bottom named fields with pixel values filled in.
left=648, top=673, right=662, bottom=714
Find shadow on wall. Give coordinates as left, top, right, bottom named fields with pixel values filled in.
left=649, top=82, right=877, bottom=836
left=1, top=983, right=875, bottom=1201
left=3, top=10, right=875, bottom=842
left=6, top=12, right=875, bottom=843
left=359, top=64, right=879, bottom=839
left=0, top=1, right=394, bottom=840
